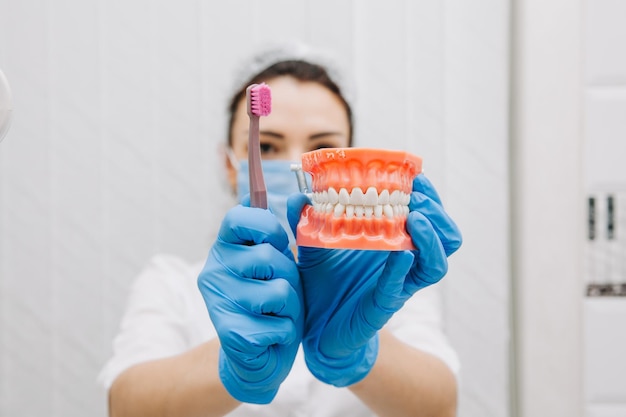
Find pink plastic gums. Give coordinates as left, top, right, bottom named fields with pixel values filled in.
left=296, top=148, right=423, bottom=251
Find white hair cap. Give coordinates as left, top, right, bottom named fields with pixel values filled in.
left=229, top=40, right=355, bottom=106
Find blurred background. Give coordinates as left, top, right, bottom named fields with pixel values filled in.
left=0, top=0, right=624, bottom=416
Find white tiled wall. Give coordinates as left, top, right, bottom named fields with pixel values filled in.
left=584, top=0, right=626, bottom=415
left=0, top=1, right=511, bottom=416
left=585, top=0, right=626, bottom=86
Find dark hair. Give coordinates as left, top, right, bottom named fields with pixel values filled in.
left=227, top=59, right=353, bottom=146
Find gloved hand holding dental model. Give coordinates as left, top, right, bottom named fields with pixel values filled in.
left=197, top=203, right=304, bottom=404
left=287, top=173, right=462, bottom=386
left=101, top=45, right=462, bottom=417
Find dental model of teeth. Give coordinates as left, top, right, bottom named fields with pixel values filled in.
left=312, top=187, right=411, bottom=219
left=296, top=148, right=422, bottom=250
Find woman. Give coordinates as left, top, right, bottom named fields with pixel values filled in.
left=100, top=48, right=462, bottom=417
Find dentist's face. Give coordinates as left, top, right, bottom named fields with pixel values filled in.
left=227, top=75, right=351, bottom=191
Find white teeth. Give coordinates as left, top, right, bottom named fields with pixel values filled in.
left=390, top=190, right=400, bottom=205
left=328, top=187, right=339, bottom=204
left=339, top=188, right=350, bottom=205
left=364, top=187, right=378, bottom=206
left=350, top=188, right=365, bottom=205
left=311, top=186, right=410, bottom=219
left=333, top=203, right=345, bottom=217
left=383, top=204, right=394, bottom=219
left=378, top=189, right=389, bottom=205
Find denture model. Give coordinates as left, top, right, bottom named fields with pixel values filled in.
left=296, top=148, right=422, bottom=250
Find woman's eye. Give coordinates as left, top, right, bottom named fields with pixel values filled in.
left=260, top=143, right=278, bottom=155
left=311, top=143, right=338, bottom=151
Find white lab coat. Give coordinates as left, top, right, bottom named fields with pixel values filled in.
left=99, top=254, right=459, bottom=417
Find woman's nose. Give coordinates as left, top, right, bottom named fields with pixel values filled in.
left=287, top=148, right=304, bottom=162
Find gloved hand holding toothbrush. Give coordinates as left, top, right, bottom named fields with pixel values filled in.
left=286, top=174, right=462, bottom=387
left=197, top=202, right=303, bottom=404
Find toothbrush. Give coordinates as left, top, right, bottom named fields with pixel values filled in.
left=246, top=83, right=272, bottom=209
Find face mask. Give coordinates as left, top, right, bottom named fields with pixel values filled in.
left=234, top=158, right=310, bottom=247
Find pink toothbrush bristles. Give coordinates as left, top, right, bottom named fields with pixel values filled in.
left=247, top=83, right=272, bottom=117
left=246, top=83, right=272, bottom=209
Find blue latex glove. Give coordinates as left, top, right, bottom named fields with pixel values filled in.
left=287, top=174, right=462, bottom=387
left=197, top=203, right=303, bottom=404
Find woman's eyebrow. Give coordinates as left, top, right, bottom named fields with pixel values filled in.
left=309, top=132, right=345, bottom=140
left=257, top=131, right=345, bottom=140
left=259, top=130, right=284, bottom=139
